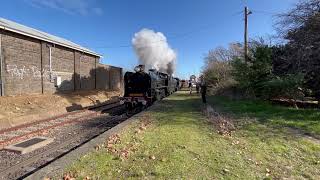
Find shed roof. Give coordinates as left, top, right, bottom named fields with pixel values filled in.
left=0, top=18, right=101, bottom=57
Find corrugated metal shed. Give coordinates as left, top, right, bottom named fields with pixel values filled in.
left=0, top=18, right=101, bottom=57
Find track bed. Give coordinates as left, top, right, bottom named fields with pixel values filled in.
left=0, top=101, right=127, bottom=179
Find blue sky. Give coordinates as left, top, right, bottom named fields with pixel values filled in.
left=1, top=0, right=298, bottom=79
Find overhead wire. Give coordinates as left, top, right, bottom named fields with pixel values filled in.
left=83, top=10, right=245, bottom=50
left=90, top=10, right=283, bottom=62
left=251, top=10, right=282, bottom=16
left=86, top=9, right=283, bottom=55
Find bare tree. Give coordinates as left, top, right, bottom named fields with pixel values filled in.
left=202, top=43, right=241, bottom=89
left=277, top=0, right=320, bottom=37
left=204, top=43, right=243, bottom=64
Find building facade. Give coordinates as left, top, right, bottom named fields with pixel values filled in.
left=0, top=18, right=122, bottom=96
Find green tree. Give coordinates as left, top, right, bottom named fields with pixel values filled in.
left=277, top=0, right=320, bottom=105
left=231, top=45, right=273, bottom=97
left=231, top=43, right=304, bottom=104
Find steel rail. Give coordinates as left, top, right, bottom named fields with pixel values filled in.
left=0, top=110, right=126, bottom=179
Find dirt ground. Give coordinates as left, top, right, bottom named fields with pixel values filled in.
left=0, top=90, right=121, bottom=130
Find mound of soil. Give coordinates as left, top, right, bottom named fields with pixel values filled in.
left=0, top=90, right=121, bottom=130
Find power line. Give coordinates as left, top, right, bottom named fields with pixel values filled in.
left=82, top=9, right=283, bottom=50
left=251, top=10, right=282, bottom=16
left=240, top=0, right=248, bottom=7
left=83, top=10, right=245, bottom=50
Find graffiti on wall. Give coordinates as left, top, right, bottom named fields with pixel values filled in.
left=6, top=64, right=57, bottom=80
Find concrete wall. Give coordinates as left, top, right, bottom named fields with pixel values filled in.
left=96, top=64, right=110, bottom=90
left=0, top=30, right=123, bottom=96
left=96, top=64, right=122, bottom=91
left=109, top=66, right=122, bottom=90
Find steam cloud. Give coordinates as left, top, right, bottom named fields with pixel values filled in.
left=132, top=28, right=177, bottom=75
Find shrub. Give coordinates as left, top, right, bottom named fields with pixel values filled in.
left=261, top=73, right=305, bottom=100
left=231, top=45, right=273, bottom=97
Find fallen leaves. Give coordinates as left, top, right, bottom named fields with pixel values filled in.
left=94, top=144, right=102, bottom=151
left=149, top=155, right=156, bottom=160
left=266, top=168, right=271, bottom=173
left=63, top=172, right=76, bottom=180
left=231, top=140, right=240, bottom=145
left=223, top=168, right=230, bottom=173
left=160, top=158, right=167, bottom=162
left=203, top=105, right=235, bottom=136
left=105, top=134, right=121, bottom=155
left=134, top=117, right=151, bottom=135
left=102, top=117, right=153, bottom=160
left=265, top=168, right=271, bottom=177
left=135, top=129, right=142, bottom=134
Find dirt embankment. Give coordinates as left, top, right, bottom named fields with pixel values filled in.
left=0, top=90, right=121, bottom=130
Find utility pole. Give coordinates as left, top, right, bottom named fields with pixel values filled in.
left=244, top=6, right=252, bottom=63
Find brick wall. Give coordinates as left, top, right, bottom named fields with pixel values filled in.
left=1, top=31, right=42, bottom=95
left=74, top=51, right=81, bottom=90
left=41, top=44, right=75, bottom=93
left=0, top=30, right=122, bottom=96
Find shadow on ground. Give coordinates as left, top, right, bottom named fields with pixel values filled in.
left=149, top=92, right=320, bottom=141
left=207, top=95, right=320, bottom=139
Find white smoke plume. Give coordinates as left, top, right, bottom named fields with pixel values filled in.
left=132, top=28, right=177, bottom=75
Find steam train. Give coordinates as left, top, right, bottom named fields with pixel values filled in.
left=121, top=65, right=180, bottom=114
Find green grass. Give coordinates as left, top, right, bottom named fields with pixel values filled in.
left=65, top=92, right=320, bottom=179
left=208, top=96, right=320, bottom=136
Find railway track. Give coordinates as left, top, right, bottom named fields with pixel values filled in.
left=0, top=100, right=127, bottom=180
left=0, top=100, right=121, bottom=148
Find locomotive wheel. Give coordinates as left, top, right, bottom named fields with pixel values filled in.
left=161, top=90, right=166, bottom=99
left=126, top=105, right=144, bottom=117
left=125, top=104, right=134, bottom=117
left=156, top=93, right=161, bottom=101
left=126, top=110, right=134, bottom=117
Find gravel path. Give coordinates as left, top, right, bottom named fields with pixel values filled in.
left=0, top=104, right=126, bottom=180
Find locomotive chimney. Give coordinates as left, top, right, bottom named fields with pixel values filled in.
left=134, top=65, right=145, bottom=72
left=139, top=65, right=145, bottom=72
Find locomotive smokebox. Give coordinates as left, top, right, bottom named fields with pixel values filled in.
left=134, top=65, right=145, bottom=73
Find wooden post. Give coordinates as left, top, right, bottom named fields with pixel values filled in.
left=244, top=6, right=249, bottom=63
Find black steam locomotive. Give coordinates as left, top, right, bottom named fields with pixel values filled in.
left=121, top=65, right=179, bottom=113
